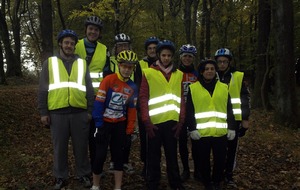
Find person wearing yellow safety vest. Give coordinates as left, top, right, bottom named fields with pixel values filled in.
left=215, top=48, right=250, bottom=188
left=134, top=36, right=160, bottom=178
left=74, top=16, right=110, bottom=175
left=38, top=29, right=94, bottom=190
left=185, top=59, right=236, bottom=190
left=103, top=33, right=132, bottom=78
left=139, top=40, right=186, bottom=190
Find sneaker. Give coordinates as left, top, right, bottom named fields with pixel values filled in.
left=90, top=185, right=100, bottom=190
left=108, top=162, right=114, bottom=173
left=53, top=178, right=66, bottom=190
left=180, top=170, right=190, bottom=182
left=79, top=176, right=92, bottom=188
left=123, top=163, right=134, bottom=174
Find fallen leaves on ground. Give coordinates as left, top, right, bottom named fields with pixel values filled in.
left=0, top=85, right=300, bottom=190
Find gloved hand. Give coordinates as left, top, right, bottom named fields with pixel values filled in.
left=227, top=129, right=236, bottom=140
left=172, top=122, right=183, bottom=139
left=239, top=126, right=248, bottom=137
left=145, top=121, right=158, bottom=139
left=94, top=127, right=105, bottom=144
left=190, top=130, right=201, bottom=140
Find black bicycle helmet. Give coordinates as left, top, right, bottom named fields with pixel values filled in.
left=115, top=33, right=131, bottom=44
left=85, top=16, right=103, bottom=29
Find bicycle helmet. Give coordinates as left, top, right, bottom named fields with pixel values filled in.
left=156, top=40, right=175, bottom=54
left=85, top=16, right=103, bottom=29
left=198, top=59, right=218, bottom=73
left=214, top=48, right=232, bottom=60
left=117, top=50, right=138, bottom=64
left=115, top=33, right=131, bottom=44
left=57, top=29, right=78, bottom=43
left=179, top=44, right=197, bottom=56
left=144, top=37, right=160, bottom=50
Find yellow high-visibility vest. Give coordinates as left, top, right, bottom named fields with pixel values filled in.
left=189, top=81, right=228, bottom=137
left=228, top=71, right=243, bottom=121
left=144, top=68, right=183, bottom=124
left=48, top=56, right=87, bottom=110
left=75, top=39, right=107, bottom=93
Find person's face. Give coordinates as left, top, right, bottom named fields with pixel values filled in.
left=86, top=25, right=100, bottom=42
left=202, top=63, right=216, bottom=80
left=115, top=43, right=130, bottom=54
left=181, top=54, right=194, bottom=66
left=146, top=44, right=157, bottom=59
left=59, top=37, right=76, bottom=57
left=216, top=56, right=230, bottom=72
left=159, top=49, right=173, bottom=67
left=118, top=63, right=135, bottom=78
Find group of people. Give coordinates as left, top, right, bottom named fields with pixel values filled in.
left=38, top=15, right=250, bottom=190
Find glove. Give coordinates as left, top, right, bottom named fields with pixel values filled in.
left=145, top=121, right=158, bottom=139
left=227, top=129, right=236, bottom=140
left=172, top=122, right=183, bottom=139
left=190, top=130, right=201, bottom=140
left=239, top=126, right=248, bottom=137
left=94, top=127, right=106, bottom=144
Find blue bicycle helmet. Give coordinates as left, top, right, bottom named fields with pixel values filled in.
left=57, top=29, right=78, bottom=43
left=214, top=48, right=232, bottom=60
left=85, top=16, right=103, bottom=29
left=179, top=44, right=197, bottom=56
left=156, top=40, right=175, bottom=54
left=144, top=37, right=160, bottom=50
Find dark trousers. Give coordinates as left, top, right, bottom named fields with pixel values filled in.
left=179, top=124, right=189, bottom=171
left=92, top=121, right=126, bottom=174
left=89, top=119, right=96, bottom=168
left=146, top=121, right=182, bottom=190
left=225, top=129, right=239, bottom=178
left=193, top=135, right=227, bottom=186
left=138, top=114, right=147, bottom=164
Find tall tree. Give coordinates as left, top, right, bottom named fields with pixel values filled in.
left=0, top=2, right=19, bottom=77
left=272, top=0, right=298, bottom=127
left=40, top=0, right=53, bottom=62
left=183, top=0, right=193, bottom=43
left=0, top=40, right=7, bottom=85
left=252, top=0, right=271, bottom=109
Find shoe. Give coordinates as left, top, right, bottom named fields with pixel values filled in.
left=214, top=183, right=222, bottom=190
left=53, top=178, right=66, bottom=190
left=180, top=170, right=190, bottom=182
left=79, top=176, right=92, bottom=188
left=123, top=163, right=134, bottom=174
left=90, top=185, right=100, bottom=190
left=174, top=184, right=186, bottom=190
left=225, top=176, right=237, bottom=188
left=108, top=162, right=114, bottom=173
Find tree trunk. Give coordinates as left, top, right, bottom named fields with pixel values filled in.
left=56, top=0, right=66, bottom=29
left=252, top=0, right=271, bottom=109
left=0, top=9, right=18, bottom=78
left=114, top=0, right=120, bottom=34
left=272, top=0, right=298, bottom=127
left=183, top=0, right=193, bottom=43
left=0, top=41, right=7, bottom=85
left=40, top=0, right=53, bottom=63
left=199, top=0, right=206, bottom=60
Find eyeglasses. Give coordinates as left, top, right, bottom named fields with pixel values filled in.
left=217, top=60, right=229, bottom=64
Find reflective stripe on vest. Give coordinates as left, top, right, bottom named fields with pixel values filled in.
left=229, top=71, right=243, bottom=120
left=48, top=57, right=87, bottom=110
left=144, top=68, right=183, bottom=124
left=75, top=39, right=107, bottom=93
left=190, top=81, right=228, bottom=137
